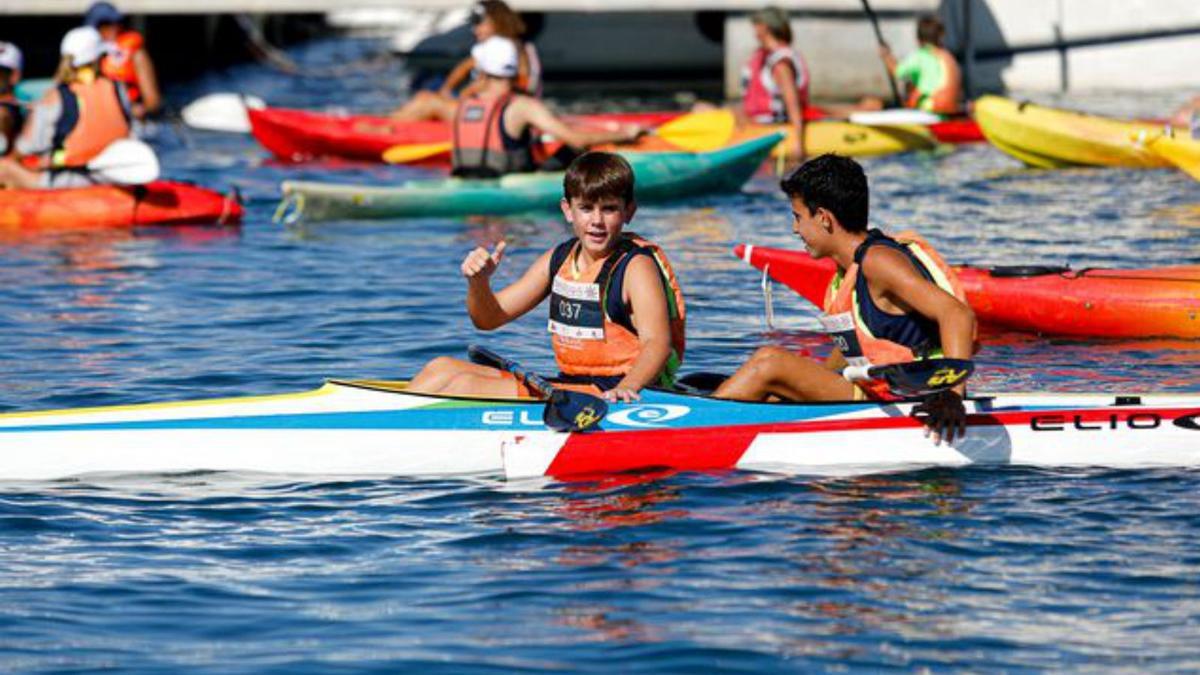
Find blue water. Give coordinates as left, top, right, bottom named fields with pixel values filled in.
left=2, top=38, right=1200, bottom=671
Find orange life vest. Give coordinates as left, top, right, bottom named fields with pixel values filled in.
left=904, top=47, right=961, bottom=115
left=547, top=234, right=686, bottom=385
left=100, top=30, right=144, bottom=102
left=51, top=76, right=131, bottom=168
left=451, top=92, right=535, bottom=178
left=822, top=230, right=965, bottom=400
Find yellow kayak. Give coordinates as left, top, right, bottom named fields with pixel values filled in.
left=740, top=120, right=937, bottom=161
left=974, top=95, right=1170, bottom=169
left=1148, top=131, right=1200, bottom=181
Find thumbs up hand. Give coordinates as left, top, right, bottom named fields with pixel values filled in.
left=461, top=240, right=507, bottom=282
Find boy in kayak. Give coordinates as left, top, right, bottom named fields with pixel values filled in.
left=714, top=154, right=976, bottom=443
left=0, top=42, right=23, bottom=156
left=450, top=36, right=641, bottom=178
left=0, top=27, right=131, bottom=189
left=408, top=151, right=686, bottom=402
left=877, top=14, right=962, bottom=115
left=85, top=1, right=162, bottom=121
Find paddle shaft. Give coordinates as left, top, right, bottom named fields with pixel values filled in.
left=467, top=345, right=554, bottom=397
left=860, top=0, right=903, bottom=108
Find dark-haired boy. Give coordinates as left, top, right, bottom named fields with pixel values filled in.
left=714, top=154, right=975, bottom=443
left=408, top=151, right=686, bottom=403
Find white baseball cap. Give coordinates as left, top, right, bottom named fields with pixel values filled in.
left=0, top=42, right=22, bottom=72
left=61, top=26, right=104, bottom=67
left=471, top=36, right=519, bottom=79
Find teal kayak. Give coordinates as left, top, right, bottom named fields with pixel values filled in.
left=275, top=133, right=783, bottom=222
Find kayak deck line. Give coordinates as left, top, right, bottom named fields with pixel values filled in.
left=0, top=380, right=1198, bottom=482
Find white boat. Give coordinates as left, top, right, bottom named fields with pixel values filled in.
left=1, top=380, right=1198, bottom=482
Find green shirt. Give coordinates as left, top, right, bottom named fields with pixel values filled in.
left=894, top=45, right=946, bottom=111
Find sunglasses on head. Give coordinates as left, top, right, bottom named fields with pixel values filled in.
left=470, top=5, right=485, bottom=24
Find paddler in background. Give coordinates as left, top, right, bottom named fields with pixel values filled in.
left=1170, top=96, right=1200, bottom=138
left=408, top=152, right=687, bottom=403
left=391, top=0, right=541, bottom=122
left=449, top=36, right=642, bottom=178
left=714, top=154, right=977, bottom=444
left=739, top=6, right=810, bottom=162
left=0, top=42, right=24, bottom=157
left=0, top=27, right=131, bottom=189
left=85, top=1, right=162, bottom=121
left=873, top=14, right=962, bottom=115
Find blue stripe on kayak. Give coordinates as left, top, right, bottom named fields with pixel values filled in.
left=0, top=397, right=878, bottom=433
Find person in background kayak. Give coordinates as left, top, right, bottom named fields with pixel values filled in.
left=877, top=14, right=962, bottom=115
left=740, top=6, right=809, bottom=161
left=450, top=36, right=641, bottom=178
left=85, top=1, right=161, bottom=121
left=0, top=27, right=130, bottom=189
left=391, top=0, right=541, bottom=122
left=714, top=154, right=976, bottom=444
left=1170, top=96, right=1200, bottom=139
left=0, top=42, right=23, bottom=157
left=408, top=152, right=687, bottom=403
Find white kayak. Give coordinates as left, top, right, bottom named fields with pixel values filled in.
left=1, top=380, right=1198, bottom=482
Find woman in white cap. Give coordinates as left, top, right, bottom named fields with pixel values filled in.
left=0, top=41, right=24, bottom=156
left=451, top=36, right=639, bottom=178
left=391, top=0, right=541, bottom=122
left=0, top=26, right=131, bottom=189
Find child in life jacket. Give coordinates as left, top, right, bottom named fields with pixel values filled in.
left=0, top=42, right=23, bottom=157
left=0, top=26, right=131, bottom=189
left=714, top=154, right=976, bottom=444
left=449, top=36, right=641, bottom=178
left=408, top=151, right=687, bottom=403
left=85, top=2, right=161, bottom=120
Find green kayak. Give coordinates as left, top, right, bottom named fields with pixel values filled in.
left=275, top=133, right=783, bottom=222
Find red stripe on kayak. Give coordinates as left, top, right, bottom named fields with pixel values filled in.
left=543, top=406, right=1200, bottom=478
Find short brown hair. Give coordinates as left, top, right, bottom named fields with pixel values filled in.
left=917, top=15, right=945, bottom=47
left=563, top=152, right=635, bottom=204
left=477, top=0, right=526, bottom=39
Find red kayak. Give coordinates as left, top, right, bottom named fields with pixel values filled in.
left=928, top=118, right=985, bottom=143
left=734, top=243, right=1200, bottom=339
left=248, top=106, right=685, bottom=163
left=0, top=181, right=243, bottom=234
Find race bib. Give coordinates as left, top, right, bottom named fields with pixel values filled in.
left=819, top=312, right=869, bottom=368
left=548, top=276, right=605, bottom=340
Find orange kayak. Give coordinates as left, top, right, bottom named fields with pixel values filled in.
left=0, top=181, right=244, bottom=234
left=735, top=243, right=1200, bottom=339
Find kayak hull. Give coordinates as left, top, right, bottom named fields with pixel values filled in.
left=1, top=379, right=1198, bottom=481
left=975, top=95, right=1170, bottom=169
left=278, top=133, right=782, bottom=221
left=741, top=120, right=937, bottom=160
left=248, top=106, right=682, bottom=163
left=1149, top=133, right=1200, bottom=181
left=0, top=181, right=244, bottom=233
left=735, top=243, right=1200, bottom=339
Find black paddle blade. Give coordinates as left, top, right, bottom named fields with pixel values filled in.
left=880, top=359, right=974, bottom=396
left=542, top=390, right=609, bottom=432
